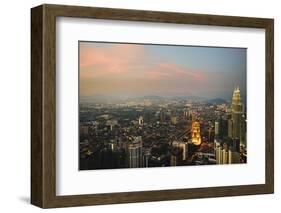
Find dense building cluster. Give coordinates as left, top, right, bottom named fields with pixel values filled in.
left=79, top=87, right=247, bottom=170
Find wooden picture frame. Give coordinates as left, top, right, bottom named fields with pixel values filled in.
left=31, top=4, right=274, bottom=208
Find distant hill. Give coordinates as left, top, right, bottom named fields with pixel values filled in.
left=80, top=95, right=223, bottom=103
left=137, top=95, right=164, bottom=100
left=132, top=95, right=207, bottom=102
left=80, top=95, right=121, bottom=103
left=207, top=98, right=227, bottom=104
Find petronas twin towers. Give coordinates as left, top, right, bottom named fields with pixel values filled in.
left=230, top=86, right=246, bottom=145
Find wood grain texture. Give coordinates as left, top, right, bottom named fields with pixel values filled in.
left=265, top=20, right=274, bottom=193
left=31, top=5, right=43, bottom=207
left=31, top=4, right=274, bottom=208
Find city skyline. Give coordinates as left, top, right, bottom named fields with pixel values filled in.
left=79, top=42, right=247, bottom=170
left=79, top=42, right=246, bottom=100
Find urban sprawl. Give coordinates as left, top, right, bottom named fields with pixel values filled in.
left=79, top=87, right=247, bottom=170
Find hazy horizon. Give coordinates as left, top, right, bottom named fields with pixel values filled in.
left=80, top=94, right=238, bottom=101
left=79, top=42, right=246, bottom=100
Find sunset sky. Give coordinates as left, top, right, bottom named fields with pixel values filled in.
left=79, top=42, right=246, bottom=100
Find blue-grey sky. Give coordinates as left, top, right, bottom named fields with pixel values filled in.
left=80, top=42, right=246, bottom=101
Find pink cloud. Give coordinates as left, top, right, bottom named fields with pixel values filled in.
left=147, top=63, right=205, bottom=81
left=80, top=44, right=146, bottom=79
left=79, top=43, right=206, bottom=88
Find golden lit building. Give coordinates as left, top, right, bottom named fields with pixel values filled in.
left=191, top=116, right=201, bottom=146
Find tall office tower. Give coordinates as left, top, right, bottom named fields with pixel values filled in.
left=232, top=138, right=240, bottom=153
left=108, top=140, right=117, bottom=152
left=191, top=116, right=202, bottom=146
left=183, top=108, right=189, bottom=117
left=127, top=137, right=143, bottom=168
left=171, top=116, right=178, bottom=125
left=170, top=147, right=183, bottom=166
left=231, top=86, right=243, bottom=139
left=215, top=145, right=223, bottom=164
left=228, top=119, right=233, bottom=138
left=228, top=148, right=241, bottom=164
left=143, top=150, right=151, bottom=167
left=208, top=127, right=213, bottom=142
left=216, top=143, right=230, bottom=164
left=214, top=138, right=221, bottom=154
left=214, top=138, right=219, bottom=152
left=219, top=117, right=228, bottom=139
left=240, top=114, right=247, bottom=146
left=222, top=143, right=229, bottom=164
left=215, top=121, right=219, bottom=136
left=222, top=149, right=229, bottom=164
left=138, top=116, right=144, bottom=126
left=172, top=141, right=188, bottom=160
left=216, top=142, right=241, bottom=165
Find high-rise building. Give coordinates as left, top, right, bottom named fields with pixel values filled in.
left=208, top=127, right=213, bottom=142
left=183, top=108, right=189, bottom=118
left=143, top=150, right=151, bottom=167
left=171, top=116, right=177, bottom=125
left=138, top=116, right=144, bottom=126
left=170, top=147, right=183, bottom=166
left=108, top=140, right=117, bottom=152
left=172, top=141, right=188, bottom=160
left=231, top=86, right=243, bottom=139
left=214, top=138, right=221, bottom=154
left=240, top=114, right=247, bottom=146
left=215, top=142, right=241, bottom=165
left=228, top=119, right=233, bottom=138
left=127, top=137, right=143, bottom=168
left=219, top=117, right=228, bottom=139
left=215, top=121, right=219, bottom=136
left=222, top=149, right=229, bottom=164
left=228, top=149, right=241, bottom=164
left=215, top=145, right=223, bottom=164
left=232, top=138, right=240, bottom=153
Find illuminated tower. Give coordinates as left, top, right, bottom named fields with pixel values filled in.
left=231, top=86, right=243, bottom=139
left=191, top=115, right=201, bottom=146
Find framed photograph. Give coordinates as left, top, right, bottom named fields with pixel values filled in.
left=31, top=4, right=274, bottom=208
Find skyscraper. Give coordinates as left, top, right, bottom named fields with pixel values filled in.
left=215, top=145, right=223, bottom=164
left=138, top=116, right=144, bottom=126
left=143, top=150, right=151, bottom=167
left=231, top=86, right=243, bottom=139
left=240, top=114, right=247, bottom=146
left=172, top=141, right=188, bottom=160
left=171, top=116, right=177, bottom=125
left=228, top=119, right=233, bottom=138
left=222, top=149, right=229, bottom=164
left=215, top=121, right=219, bottom=136
left=127, top=137, right=143, bottom=168
left=219, top=117, right=228, bottom=139
left=228, top=148, right=241, bottom=164
left=170, top=147, right=183, bottom=166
